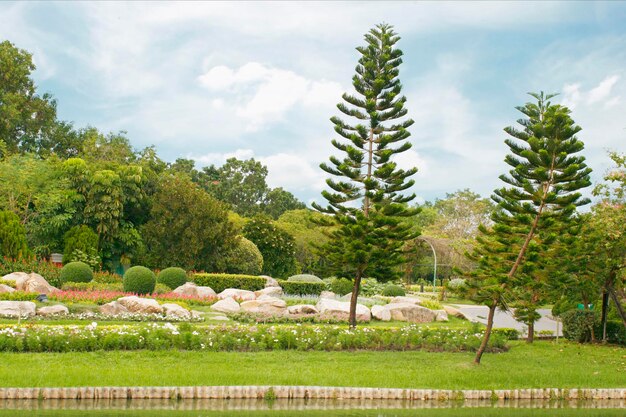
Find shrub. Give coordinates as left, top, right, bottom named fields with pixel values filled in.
left=330, top=277, right=353, bottom=296
left=446, top=278, right=466, bottom=293
left=421, top=299, right=443, bottom=310
left=381, top=284, right=405, bottom=297
left=93, top=271, right=122, bottom=284
left=157, top=267, right=187, bottom=289
left=279, top=280, right=326, bottom=296
left=61, top=282, right=124, bottom=292
left=62, top=225, right=99, bottom=265
left=243, top=216, right=297, bottom=278
left=59, top=261, right=93, bottom=284
left=360, top=278, right=385, bottom=296
left=0, top=210, right=29, bottom=259
left=192, top=273, right=266, bottom=293
left=561, top=309, right=598, bottom=343
left=222, top=237, right=264, bottom=275
left=0, top=257, right=61, bottom=287
left=287, top=274, right=323, bottom=283
left=123, top=266, right=156, bottom=295
left=595, top=320, right=626, bottom=345
left=0, top=291, right=38, bottom=301
left=492, top=328, right=520, bottom=340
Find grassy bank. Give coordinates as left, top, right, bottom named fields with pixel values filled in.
left=0, top=341, right=623, bottom=389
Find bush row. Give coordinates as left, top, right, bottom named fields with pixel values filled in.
left=192, top=273, right=266, bottom=293
left=561, top=309, right=625, bottom=345
left=278, top=280, right=326, bottom=296
left=0, top=323, right=508, bottom=353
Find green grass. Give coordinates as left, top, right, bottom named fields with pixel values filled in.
left=0, top=341, right=623, bottom=389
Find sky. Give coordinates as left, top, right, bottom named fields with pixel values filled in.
left=1, top=1, right=625, bottom=206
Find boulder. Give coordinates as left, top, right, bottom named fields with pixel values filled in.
left=99, top=301, right=129, bottom=315
left=371, top=305, right=391, bottom=321
left=37, top=304, right=69, bottom=316
left=1, top=272, right=30, bottom=288
left=218, top=288, right=256, bottom=301
left=434, top=309, right=449, bottom=322
left=172, top=282, right=216, bottom=298
left=162, top=303, right=191, bottom=319
left=287, top=304, right=319, bottom=315
left=391, top=296, right=422, bottom=305
left=2, top=272, right=58, bottom=294
left=211, top=297, right=241, bottom=314
left=117, top=296, right=163, bottom=314
left=0, top=284, right=15, bottom=293
left=316, top=298, right=371, bottom=322
left=319, top=291, right=336, bottom=299
left=443, top=305, right=466, bottom=319
left=384, top=303, right=436, bottom=323
left=255, top=286, right=283, bottom=298
left=261, top=275, right=280, bottom=288
left=0, top=301, right=36, bottom=318
left=241, top=296, right=287, bottom=315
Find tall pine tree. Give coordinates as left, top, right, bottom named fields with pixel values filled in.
left=313, top=23, right=418, bottom=328
left=466, top=92, right=591, bottom=363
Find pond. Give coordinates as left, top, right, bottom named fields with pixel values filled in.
left=0, top=399, right=624, bottom=416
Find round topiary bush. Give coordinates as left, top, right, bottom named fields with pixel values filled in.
left=59, top=261, right=93, bottom=283
left=287, top=274, right=323, bottom=283
left=330, top=277, right=353, bottom=296
left=381, top=284, right=405, bottom=297
left=157, top=267, right=187, bottom=289
left=123, top=266, right=156, bottom=295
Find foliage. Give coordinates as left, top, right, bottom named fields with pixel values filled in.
left=262, top=187, right=306, bottom=219
left=0, top=323, right=507, bottom=353
left=561, top=309, right=599, bottom=343
left=141, top=175, right=237, bottom=272
left=491, top=328, right=520, bottom=341
left=330, top=277, right=353, bottom=296
left=0, top=257, right=61, bottom=287
left=446, top=278, right=467, bottom=293
left=287, top=274, right=323, bottom=283
left=123, top=266, right=156, bottom=295
left=46, top=289, right=215, bottom=306
left=278, top=280, right=327, bottom=296
left=312, top=24, right=419, bottom=326
left=157, top=267, right=187, bottom=290
left=0, top=210, right=29, bottom=259
left=61, top=281, right=124, bottom=292
left=92, top=271, right=122, bottom=284
left=359, top=278, right=385, bottom=297
left=597, top=320, right=625, bottom=345
left=221, top=236, right=263, bottom=275
left=0, top=291, right=38, bottom=301
left=421, top=299, right=443, bottom=310
left=243, top=215, right=297, bottom=278
left=208, top=158, right=268, bottom=217
left=59, top=261, right=93, bottom=284
left=62, top=225, right=99, bottom=264
left=191, top=273, right=266, bottom=293
left=381, top=284, right=406, bottom=297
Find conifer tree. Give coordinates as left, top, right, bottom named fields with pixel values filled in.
left=466, top=92, right=591, bottom=363
left=313, top=23, right=418, bottom=328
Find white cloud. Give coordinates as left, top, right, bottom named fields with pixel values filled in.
left=191, top=149, right=256, bottom=166
left=588, top=75, right=619, bottom=104
left=260, top=153, right=327, bottom=192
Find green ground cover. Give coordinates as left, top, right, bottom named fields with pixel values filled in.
left=0, top=341, right=622, bottom=389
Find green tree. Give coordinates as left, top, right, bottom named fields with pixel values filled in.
left=466, top=92, right=591, bottom=363
left=62, top=225, right=99, bottom=264
left=0, top=210, right=29, bottom=258
left=243, top=215, right=297, bottom=278
left=220, top=236, right=264, bottom=275
left=141, top=175, right=237, bottom=271
left=313, top=23, right=419, bottom=327
left=262, top=187, right=306, bottom=219
left=0, top=41, right=57, bottom=154
left=210, top=158, right=268, bottom=216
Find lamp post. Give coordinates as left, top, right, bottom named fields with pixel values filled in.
left=417, top=237, right=437, bottom=292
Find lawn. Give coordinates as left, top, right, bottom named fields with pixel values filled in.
left=0, top=341, right=623, bottom=389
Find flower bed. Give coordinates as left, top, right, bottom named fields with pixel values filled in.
left=0, top=323, right=508, bottom=353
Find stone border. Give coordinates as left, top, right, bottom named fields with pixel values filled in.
left=0, top=386, right=623, bottom=401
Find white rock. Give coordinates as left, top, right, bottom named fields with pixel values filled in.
left=196, top=286, right=217, bottom=298
left=255, top=286, right=283, bottom=298
left=384, top=303, right=436, bottom=323
left=99, top=301, right=129, bottom=315
left=287, top=304, right=319, bottom=315
left=218, top=288, right=256, bottom=301
left=241, top=297, right=287, bottom=315
left=172, top=282, right=198, bottom=297
left=2, top=272, right=58, bottom=294
left=443, top=305, right=466, bottom=319
left=211, top=297, right=241, bottom=314
left=117, top=296, right=163, bottom=314
left=391, top=296, right=422, bottom=305
left=371, top=305, right=391, bottom=321
left=0, top=284, right=15, bottom=293
left=316, top=298, right=371, bottom=322
left=261, top=275, right=280, bottom=288
left=434, top=309, right=449, bottom=322
left=0, top=301, right=36, bottom=318
left=319, top=291, right=336, bottom=299
left=37, top=305, right=69, bottom=316
left=162, top=303, right=191, bottom=319
left=1, top=272, right=30, bottom=288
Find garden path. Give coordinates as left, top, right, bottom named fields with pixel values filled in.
left=453, top=305, right=562, bottom=337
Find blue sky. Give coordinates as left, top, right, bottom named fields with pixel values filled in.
left=1, top=1, right=625, bottom=205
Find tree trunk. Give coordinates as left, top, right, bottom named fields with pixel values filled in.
left=608, top=287, right=626, bottom=329
left=348, top=272, right=363, bottom=329
left=601, top=289, right=610, bottom=342
left=474, top=303, right=496, bottom=365
left=527, top=321, right=534, bottom=343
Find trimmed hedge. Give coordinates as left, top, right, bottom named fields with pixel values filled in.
left=157, top=267, right=187, bottom=289
left=287, top=274, right=323, bottom=283
left=279, top=280, right=326, bottom=296
left=59, top=261, right=93, bottom=284
left=123, top=266, right=156, bottom=295
left=192, top=273, right=266, bottom=293
left=382, top=284, right=405, bottom=297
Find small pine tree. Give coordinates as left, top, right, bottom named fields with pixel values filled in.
left=0, top=210, right=29, bottom=259
left=313, top=23, right=419, bottom=328
left=466, top=92, right=592, bottom=363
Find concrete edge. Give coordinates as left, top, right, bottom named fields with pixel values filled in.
left=0, top=386, right=623, bottom=401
